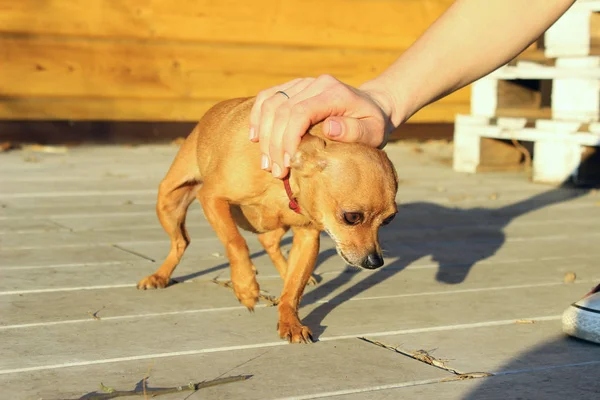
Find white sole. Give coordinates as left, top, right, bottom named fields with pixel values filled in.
left=562, top=303, right=600, bottom=344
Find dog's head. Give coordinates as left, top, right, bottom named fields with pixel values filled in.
left=291, top=126, right=398, bottom=269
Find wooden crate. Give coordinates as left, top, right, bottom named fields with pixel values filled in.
left=0, top=0, right=469, bottom=123
left=453, top=115, right=600, bottom=184
left=471, top=57, right=600, bottom=122
left=544, top=0, right=600, bottom=57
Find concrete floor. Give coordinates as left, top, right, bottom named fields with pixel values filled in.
left=1, top=141, right=599, bottom=399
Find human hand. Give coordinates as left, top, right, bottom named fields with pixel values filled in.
left=249, top=75, right=396, bottom=178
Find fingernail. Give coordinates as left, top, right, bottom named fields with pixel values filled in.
left=249, top=127, right=256, bottom=140
left=272, top=163, right=282, bottom=177
left=328, top=120, right=342, bottom=137
left=261, top=154, right=270, bottom=169
left=283, top=152, right=291, bottom=167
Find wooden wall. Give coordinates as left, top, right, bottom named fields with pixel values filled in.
left=0, top=0, right=469, bottom=123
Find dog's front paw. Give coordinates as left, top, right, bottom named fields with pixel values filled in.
left=232, top=280, right=260, bottom=311
left=137, top=274, right=171, bottom=289
left=278, top=320, right=314, bottom=344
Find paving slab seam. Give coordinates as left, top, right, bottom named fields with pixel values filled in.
left=0, top=315, right=562, bottom=376
left=1, top=253, right=597, bottom=274
left=3, top=280, right=586, bottom=329
left=272, top=360, right=600, bottom=400
left=0, top=261, right=129, bottom=271
left=7, top=229, right=600, bottom=251
left=0, top=190, right=157, bottom=199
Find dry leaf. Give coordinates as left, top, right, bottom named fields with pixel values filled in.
left=515, top=319, right=535, bottom=324
left=564, top=272, right=576, bottom=284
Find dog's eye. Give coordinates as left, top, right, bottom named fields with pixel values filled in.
left=381, top=213, right=396, bottom=226
left=343, top=212, right=363, bottom=225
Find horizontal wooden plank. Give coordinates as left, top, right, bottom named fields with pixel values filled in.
left=1, top=37, right=470, bottom=103
left=0, top=98, right=469, bottom=123
left=0, top=0, right=454, bottom=51
left=495, top=107, right=552, bottom=120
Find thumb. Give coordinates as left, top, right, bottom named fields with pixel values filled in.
left=323, top=116, right=381, bottom=146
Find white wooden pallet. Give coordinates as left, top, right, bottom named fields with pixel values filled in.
left=472, top=57, right=600, bottom=122
left=545, top=0, right=600, bottom=57
left=453, top=114, right=600, bottom=184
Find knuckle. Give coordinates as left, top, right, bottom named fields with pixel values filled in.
left=262, top=95, right=287, bottom=114
left=317, top=74, right=337, bottom=84
left=290, top=102, right=308, bottom=117
left=273, top=103, right=292, bottom=119
left=255, top=89, right=272, bottom=104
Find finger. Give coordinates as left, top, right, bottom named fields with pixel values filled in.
left=267, top=79, right=317, bottom=177
left=267, top=77, right=350, bottom=176
left=257, top=93, right=289, bottom=170
left=322, top=115, right=385, bottom=147
left=249, top=78, right=303, bottom=141
left=279, top=89, right=349, bottom=158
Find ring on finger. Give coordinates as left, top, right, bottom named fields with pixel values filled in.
left=275, top=90, right=290, bottom=100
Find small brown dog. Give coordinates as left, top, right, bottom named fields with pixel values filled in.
left=137, top=97, right=399, bottom=343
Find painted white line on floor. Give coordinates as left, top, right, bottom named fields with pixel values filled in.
left=344, top=280, right=596, bottom=303
left=0, top=221, right=211, bottom=235
left=1, top=252, right=594, bottom=274
left=0, top=284, right=135, bottom=296
left=0, top=176, right=159, bottom=183
left=0, top=211, right=157, bottom=221
left=275, top=378, right=444, bottom=400
left=3, top=237, right=219, bottom=250
left=2, top=281, right=587, bottom=328
left=495, top=360, right=600, bottom=376
left=0, top=315, right=561, bottom=375
left=0, top=305, right=251, bottom=330
left=274, top=359, right=600, bottom=400
left=5, top=228, right=600, bottom=251
left=0, top=261, right=130, bottom=271
left=0, top=190, right=157, bottom=199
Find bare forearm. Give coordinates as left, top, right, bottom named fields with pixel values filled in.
left=362, top=0, right=576, bottom=125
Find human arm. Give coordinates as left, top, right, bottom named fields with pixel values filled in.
left=251, top=0, right=576, bottom=178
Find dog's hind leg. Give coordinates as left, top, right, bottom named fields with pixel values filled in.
left=258, top=227, right=289, bottom=280
left=258, top=227, right=319, bottom=286
left=137, top=135, right=202, bottom=290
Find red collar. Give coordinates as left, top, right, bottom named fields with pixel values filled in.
left=283, top=174, right=302, bottom=214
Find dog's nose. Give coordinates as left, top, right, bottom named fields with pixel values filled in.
left=363, top=252, right=384, bottom=269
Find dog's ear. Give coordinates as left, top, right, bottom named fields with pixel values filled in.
left=290, top=134, right=328, bottom=176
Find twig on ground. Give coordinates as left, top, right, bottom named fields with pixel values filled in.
left=441, top=372, right=494, bottom=382
left=142, top=362, right=154, bottom=400
left=359, top=337, right=460, bottom=374
left=77, top=375, right=251, bottom=399
left=87, top=306, right=105, bottom=321
left=358, top=336, right=495, bottom=380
